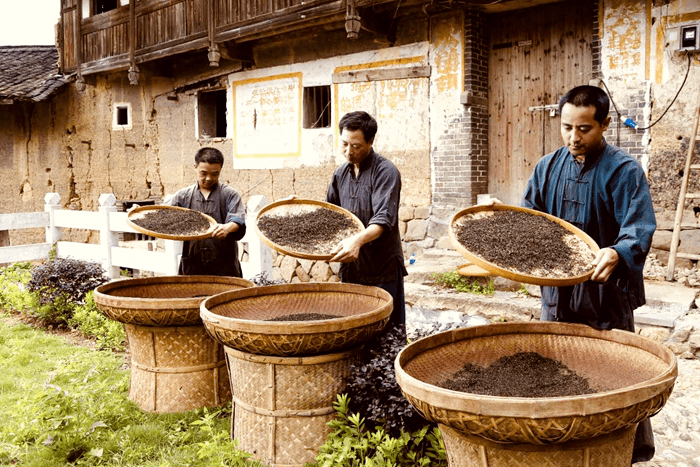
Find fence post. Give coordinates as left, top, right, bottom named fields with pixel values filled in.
left=98, top=193, right=120, bottom=279
left=243, top=194, right=272, bottom=279
left=44, top=192, right=62, bottom=247
left=163, top=240, right=183, bottom=275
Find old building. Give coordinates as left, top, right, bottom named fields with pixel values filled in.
left=1, top=0, right=699, bottom=260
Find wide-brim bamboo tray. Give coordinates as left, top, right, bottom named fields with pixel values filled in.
left=449, top=204, right=600, bottom=286
left=254, top=198, right=365, bottom=260
left=395, top=321, right=677, bottom=445
left=200, top=282, right=392, bottom=356
left=127, top=205, right=217, bottom=241
left=94, top=275, right=255, bottom=326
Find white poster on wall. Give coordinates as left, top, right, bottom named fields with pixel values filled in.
left=233, top=73, right=302, bottom=158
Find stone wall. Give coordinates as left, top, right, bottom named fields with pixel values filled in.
left=267, top=250, right=341, bottom=284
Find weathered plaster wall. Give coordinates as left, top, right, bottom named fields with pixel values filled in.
left=2, top=12, right=467, bottom=255
left=600, top=0, right=700, bottom=212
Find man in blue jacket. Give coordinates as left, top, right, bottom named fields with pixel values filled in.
left=522, top=85, right=656, bottom=464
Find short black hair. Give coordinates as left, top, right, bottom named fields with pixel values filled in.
left=338, top=111, right=378, bottom=143
left=558, top=85, right=610, bottom=124
left=194, top=147, right=224, bottom=166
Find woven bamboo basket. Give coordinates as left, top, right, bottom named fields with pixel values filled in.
left=226, top=346, right=358, bottom=467
left=449, top=204, right=600, bottom=286
left=254, top=198, right=365, bottom=260
left=200, top=283, right=392, bottom=356
left=395, top=322, right=677, bottom=467
left=94, top=276, right=254, bottom=413
left=94, top=276, right=254, bottom=326
left=127, top=205, right=217, bottom=241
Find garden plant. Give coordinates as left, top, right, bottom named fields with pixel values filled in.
left=0, top=258, right=446, bottom=466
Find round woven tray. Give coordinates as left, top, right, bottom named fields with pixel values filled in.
left=127, top=205, right=218, bottom=241
left=200, top=282, right=392, bottom=356
left=449, top=204, right=600, bottom=286
left=395, top=321, right=677, bottom=445
left=254, top=198, right=365, bottom=260
left=94, top=275, right=255, bottom=326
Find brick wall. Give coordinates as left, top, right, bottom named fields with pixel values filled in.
left=431, top=8, right=489, bottom=208
left=604, top=88, right=648, bottom=162
left=591, top=0, right=647, bottom=163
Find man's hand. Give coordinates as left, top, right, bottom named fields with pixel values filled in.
left=329, top=224, right=384, bottom=263
left=590, top=247, right=619, bottom=282
left=329, top=233, right=364, bottom=263
left=211, top=222, right=239, bottom=239
left=478, top=197, right=503, bottom=206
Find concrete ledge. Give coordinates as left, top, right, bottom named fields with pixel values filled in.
left=405, top=282, right=541, bottom=323
left=645, top=280, right=696, bottom=310
left=634, top=305, right=682, bottom=328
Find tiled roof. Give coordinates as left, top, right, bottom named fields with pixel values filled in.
left=0, top=46, right=69, bottom=102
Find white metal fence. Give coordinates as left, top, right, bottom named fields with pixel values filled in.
left=0, top=192, right=272, bottom=280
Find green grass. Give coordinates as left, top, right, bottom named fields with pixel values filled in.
left=0, top=319, right=266, bottom=467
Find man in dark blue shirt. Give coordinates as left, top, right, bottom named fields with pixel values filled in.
left=326, top=111, right=407, bottom=326
left=522, top=85, right=656, bottom=464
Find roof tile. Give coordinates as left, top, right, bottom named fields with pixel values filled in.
left=0, top=46, right=69, bottom=102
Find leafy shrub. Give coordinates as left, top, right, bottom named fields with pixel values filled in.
left=311, top=394, right=446, bottom=467
left=26, top=258, right=109, bottom=326
left=0, top=262, right=36, bottom=315
left=69, top=291, right=126, bottom=351
left=345, top=324, right=427, bottom=435
left=432, top=270, right=494, bottom=295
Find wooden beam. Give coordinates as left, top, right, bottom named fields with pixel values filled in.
left=215, top=1, right=345, bottom=43
left=136, top=36, right=209, bottom=63
left=332, top=65, right=431, bottom=83
left=128, top=0, right=138, bottom=83
left=81, top=55, right=131, bottom=75
left=74, top=0, right=82, bottom=76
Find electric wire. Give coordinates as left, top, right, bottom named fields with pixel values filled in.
left=603, top=52, right=693, bottom=133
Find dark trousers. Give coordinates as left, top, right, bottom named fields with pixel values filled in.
left=374, top=269, right=406, bottom=328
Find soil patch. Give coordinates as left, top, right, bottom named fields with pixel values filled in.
left=266, top=312, right=340, bottom=322
left=257, top=207, right=361, bottom=255
left=453, top=210, right=595, bottom=278
left=438, top=351, right=598, bottom=397
left=131, top=209, right=211, bottom=236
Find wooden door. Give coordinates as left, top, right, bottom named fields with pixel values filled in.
left=488, top=1, right=593, bottom=205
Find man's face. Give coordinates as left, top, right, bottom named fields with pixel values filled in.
left=195, top=162, right=222, bottom=190
left=340, top=128, right=373, bottom=167
left=560, top=103, right=610, bottom=160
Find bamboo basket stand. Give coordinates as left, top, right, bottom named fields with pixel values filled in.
left=94, top=276, right=254, bottom=413
left=200, top=282, right=394, bottom=465
left=126, top=323, right=231, bottom=413
left=225, top=346, right=358, bottom=467
left=395, top=322, right=677, bottom=467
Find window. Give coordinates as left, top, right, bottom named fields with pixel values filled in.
left=82, top=0, right=126, bottom=18
left=94, top=0, right=118, bottom=14
left=303, top=85, right=331, bottom=129
left=112, top=103, right=132, bottom=130
left=197, top=90, right=227, bottom=139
